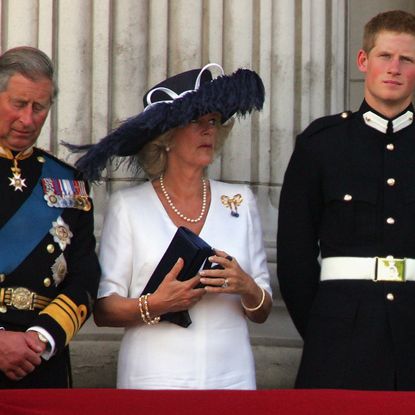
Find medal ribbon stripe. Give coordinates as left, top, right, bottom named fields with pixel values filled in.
left=62, top=179, right=71, bottom=195
left=53, top=178, right=62, bottom=194
left=41, top=178, right=54, bottom=194
left=79, top=180, right=87, bottom=194
left=73, top=180, right=80, bottom=193
left=42, top=178, right=90, bottom=210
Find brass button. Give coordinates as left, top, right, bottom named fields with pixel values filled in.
left=0, top=305, right=7, bottom=313
left=387, top=178, right=396, bottom=186
left=343, top=194, right=352, bottom=201
left=386, top=143, right=394, bottom=151
left=43, top=278, right=52, bottom=288
left=37, top=156, right=46, bottom=163
left=386, top=217, right=395, bottom=225
left=386, top=293, right=394, bottom=301
left=47, top=244, right=55, bottom=254
left=0, top=274, right=5, bottom=283
left=341, top=111, right=349, bottom=119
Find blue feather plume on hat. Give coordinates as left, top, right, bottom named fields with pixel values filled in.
left=64, top=66, right=265, bottom=181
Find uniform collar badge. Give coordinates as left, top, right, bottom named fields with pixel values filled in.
left=363, top=110, right=413, bottom=134
left=221, top=194, right=243, bottom=217
left=49, top=216, right=73, bottom=251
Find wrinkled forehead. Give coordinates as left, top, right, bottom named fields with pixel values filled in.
left=5, top=73, right=54, bottom=104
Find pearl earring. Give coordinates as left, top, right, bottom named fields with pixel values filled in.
left=165, top=146, right=170, bottom=152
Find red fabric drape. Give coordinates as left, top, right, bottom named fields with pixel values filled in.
left=2, top=388, right=415, bottom=415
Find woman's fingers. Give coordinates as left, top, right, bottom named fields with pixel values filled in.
left=164, top=257, right=184, bottom=282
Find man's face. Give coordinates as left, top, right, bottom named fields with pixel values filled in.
left=0, top=73, right=53, bottom=152
left=357, top=31, right=415, bottom=116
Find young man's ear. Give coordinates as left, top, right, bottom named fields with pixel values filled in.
left=357, top=49, right=369, bottom=73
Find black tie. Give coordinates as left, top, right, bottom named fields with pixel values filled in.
left=386, top=120, right=393, bottom=135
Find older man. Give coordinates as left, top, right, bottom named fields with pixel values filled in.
left=0, top=46, right=100, bottom=388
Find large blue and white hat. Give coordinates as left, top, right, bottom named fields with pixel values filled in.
left=68, top=63, right=265, bottom=180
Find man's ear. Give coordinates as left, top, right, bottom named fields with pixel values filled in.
left=357, top=49, right=369, bottom=73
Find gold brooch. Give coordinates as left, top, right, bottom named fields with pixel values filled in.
left=221, top=194, right=243, bottom=217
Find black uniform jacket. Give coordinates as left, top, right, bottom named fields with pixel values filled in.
left=277, top=101, right=415, bottom=390
left=0, top=147, right=100, bottom=388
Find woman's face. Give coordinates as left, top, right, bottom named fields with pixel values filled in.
left=168, top=112, right=221, bottom=169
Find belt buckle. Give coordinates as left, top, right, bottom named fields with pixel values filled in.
left=11, top=287, right=34, bottom=310
left=375, top=257, right=406, bottom=282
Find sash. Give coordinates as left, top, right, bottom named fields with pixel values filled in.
left=0, top=156, right=75, bottom=274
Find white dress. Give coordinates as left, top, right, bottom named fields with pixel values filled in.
left=98, top=180, right=271, bottom=389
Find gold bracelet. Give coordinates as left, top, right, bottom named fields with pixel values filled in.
left=138, top=295, right=147, bottom=323
left=140, top=294, right=160, bottom=325
left=241, top=286, right=266, bottom=312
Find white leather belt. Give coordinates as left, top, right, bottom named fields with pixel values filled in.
left=320, top=257, right=415, bottom=282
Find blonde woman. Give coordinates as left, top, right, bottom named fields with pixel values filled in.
left=70, top=64, right=272, bottom=390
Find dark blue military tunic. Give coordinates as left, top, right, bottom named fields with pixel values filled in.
left=277, top=100, right=415, bottom=390
left=0, top=147, right=100, bottom=388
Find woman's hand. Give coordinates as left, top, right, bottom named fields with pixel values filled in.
left=199, top=249, right=272, bottom=323
left=149, top=258, right=207, bottom=316
left=94, top=258, right=206, bottom=327
left=199, top=250, right=256, bottom=295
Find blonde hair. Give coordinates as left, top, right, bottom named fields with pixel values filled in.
left=137, top=118, right=235, bottom=179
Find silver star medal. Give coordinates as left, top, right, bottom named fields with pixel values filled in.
left=49, top=216, right=73, bottom=251
left=51, top=253, right=68, bottom=286
left=8, top=168, right=27, bottom=192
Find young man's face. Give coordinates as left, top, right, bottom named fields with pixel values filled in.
left=357, top=30, right=415, bottom=116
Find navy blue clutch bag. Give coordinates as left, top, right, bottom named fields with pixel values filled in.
left=141, top=226, right=214, bottom=327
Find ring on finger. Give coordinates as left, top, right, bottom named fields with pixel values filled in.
left=222, top=278, right=229, bottom=288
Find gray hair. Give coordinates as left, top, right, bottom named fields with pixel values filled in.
left=137, top=118, right=235, bottom=179
left=0, top=46, right=57, bottom=101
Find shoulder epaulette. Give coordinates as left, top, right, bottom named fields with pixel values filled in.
left=301, top=111, right=353, bottom=138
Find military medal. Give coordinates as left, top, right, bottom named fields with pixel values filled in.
left=221, top=194, right=243, bottom=217
left=0, top=145, right=32, bottom=192
left=8, top=158, right=27, bottom=191
left=42, top=178, right=91, bottom=211
left=49, top=216, right=73, bottom=251
left=51, top=253, right=68, bottom=286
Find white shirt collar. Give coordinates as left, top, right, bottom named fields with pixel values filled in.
left=363, top=110, right=414, bottom=134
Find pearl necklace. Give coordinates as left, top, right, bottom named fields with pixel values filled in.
left=159, top=174, right=207, bottom=223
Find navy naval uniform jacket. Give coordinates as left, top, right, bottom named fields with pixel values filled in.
left=0, top=147, right=100, bottom=388
left=277, top=100, right=415, bottom=390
